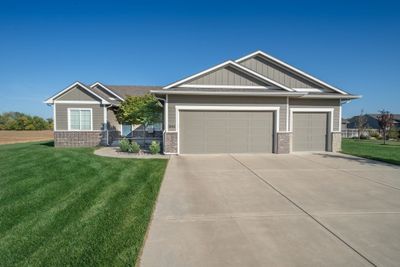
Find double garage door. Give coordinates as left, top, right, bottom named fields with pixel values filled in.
left=178, top=110, right=329, bottom=154
left=179, top=110, right=274, bottom=154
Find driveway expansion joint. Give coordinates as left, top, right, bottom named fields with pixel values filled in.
left=294, top=154, right=400, bottom=191
left=230, top=154, right=377, bottom=267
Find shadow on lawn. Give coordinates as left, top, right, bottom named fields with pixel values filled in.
left=314, top=152, right=400, bottom=168
left=36, top=141, right=54, bottom=147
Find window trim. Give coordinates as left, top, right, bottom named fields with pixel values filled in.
left=120, top=123, right=133, bottom=137
left=67, top=108, right=93, bottom=131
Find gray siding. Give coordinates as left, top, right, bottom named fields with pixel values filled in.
left=56, top=85, right=100, bottom=101
left=289, top=98, right=340, bottom=132
left=167, top=95, right=287, bottom=132
left=107, top=108, right=120, bottom=131
left=55, top=103, right=105, bottom=131
left=240, top=57, right=335, bottom=92
left=188, top=66, right=269, bottom=86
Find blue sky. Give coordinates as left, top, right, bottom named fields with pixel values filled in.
left=0, top=0, right=399, bottom=118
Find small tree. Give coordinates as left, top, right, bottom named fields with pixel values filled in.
left=116, top=94, right=163, bottom=148
left=377, top=109, right=394, bottom=145
left=356, top=109, right=368, bottom=140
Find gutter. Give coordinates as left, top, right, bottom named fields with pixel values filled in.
left=151, top=90, right=306, bottom=97
left=299, top=94, right=362, bottom=100
left=151, top=90, right=361, bottom=100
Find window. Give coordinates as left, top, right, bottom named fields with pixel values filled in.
left=151, top=123, right=163, bottom=131
left=121, top=124, right=132, bottom=137
left=68, top=108, right=92, bottom=131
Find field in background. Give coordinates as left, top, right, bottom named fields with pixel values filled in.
left=0, top=130, right=53, bottom=144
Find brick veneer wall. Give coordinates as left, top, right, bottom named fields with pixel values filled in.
left=164, top=132, right=178, bottom=154
left=331, top=132, right=342, bottom=152
left=276, top=132, right=291, bottom=154
left=54, top=131, right=105, bottom=147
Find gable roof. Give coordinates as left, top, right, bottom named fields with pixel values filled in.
left=346, top=113, right=400, bottom=129
left=44, top=81, right=111, bottom=104
left=236, top=50, right=349, bottom=95
left=90, top=82, right=124, bottom=101
left=163, top=60, right=294, bottom=92
left=106, top=85, right=162, bottom=98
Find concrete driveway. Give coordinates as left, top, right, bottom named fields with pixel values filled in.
left=140, top=153, right=400, bottom=267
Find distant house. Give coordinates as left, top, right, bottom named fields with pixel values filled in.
left=346, top=114, right=400, bottom=130
left=341, top=118, right=350, bottom=130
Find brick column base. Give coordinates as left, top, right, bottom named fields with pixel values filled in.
left=276, top=132, right=291, bottom=154
left=164, top=132, right=178, bottom=154
left=331, top=132, right=342, bottom=152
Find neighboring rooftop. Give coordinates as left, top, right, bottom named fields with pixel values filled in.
left=345, top=113, right=400, bottom=129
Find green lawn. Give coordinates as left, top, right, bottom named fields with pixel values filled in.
left=0, top=142, right=167, bottom=266
left=342, top=138, right=400, bottom=165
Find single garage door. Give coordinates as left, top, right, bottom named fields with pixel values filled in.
left=179, top=110, right=274, bottom=154
left=293, top=112, right=328, bottom=151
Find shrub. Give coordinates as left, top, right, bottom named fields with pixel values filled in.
left=369, top=131, right=380, bottom=139
left=119, top=138, right=130, bottom=152
left=388, top=128, right=399, bottom=140
left=359, top=134, right=369, bottom=140
left=129, top=142, right=141, bottom=153
left=149, top=141, right=160, bottom=154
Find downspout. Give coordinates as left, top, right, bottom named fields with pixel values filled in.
left=155, top=96, right=166, bottom=152
left=104, top=104, right=112, bottom=146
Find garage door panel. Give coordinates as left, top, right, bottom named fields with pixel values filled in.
left=293, top=112, right=328, bottom=152
left=180, top=110, right=274, bottom=154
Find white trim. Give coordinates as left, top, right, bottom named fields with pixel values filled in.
left=165, top=95, right=169, bottom=131
left=300, top=94, right=361, bottom=99
left=164, top=61, right=233, bottom=89
left=103, top=106, right=107, bottom=128
left=231, top=62, right=294, bottom=91
left=120, top=123, right=133, bottom=137
left=44, top=81, right=111, bottom=104
left=286, top=97, right=289, bottom=132
left=339, top=100, right=342, bottom=132
left=178, top=84, right=273, bottom=89
left=293, top=88, right=323, bottom=92
left=67, top=108, right=93, bottom=131
left=236, top=51, right=349, bottom=95
left=151, top=90, right=305, bottom=97
left=289, top=108, right=334, bottom=133
left=90, top=82, right=124, bottom=101
left=175, top=105, right=280, bottom=154
left=53, top=103, right=57, bottom=131
left=163, top=60, right=293, bottom=92
left=54, top=100, right=100, bottom=104
left=103, top=105, right=108, bottom=145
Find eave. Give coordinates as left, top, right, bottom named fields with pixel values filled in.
left=151, top=90, right=305, bottom=97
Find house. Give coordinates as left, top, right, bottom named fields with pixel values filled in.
left=45, top=50, right=360, bottom=154
left=346, top=114, right=400, bottom=130
left=341, top=118, right=350, bottom=130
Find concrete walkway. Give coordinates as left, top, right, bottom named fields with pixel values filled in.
left=140, top=153, right=400, bottom=267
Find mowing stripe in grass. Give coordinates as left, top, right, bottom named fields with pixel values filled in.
left=0, top=142, right=167, bottom=266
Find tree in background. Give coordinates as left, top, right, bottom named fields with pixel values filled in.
left=0, top=112, right=52, bottom=130
left=116, top=94, right=163, bottom=147
left=377, top=109, right=394, bottom=145
left=356, top=109, right=368, bottom=140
